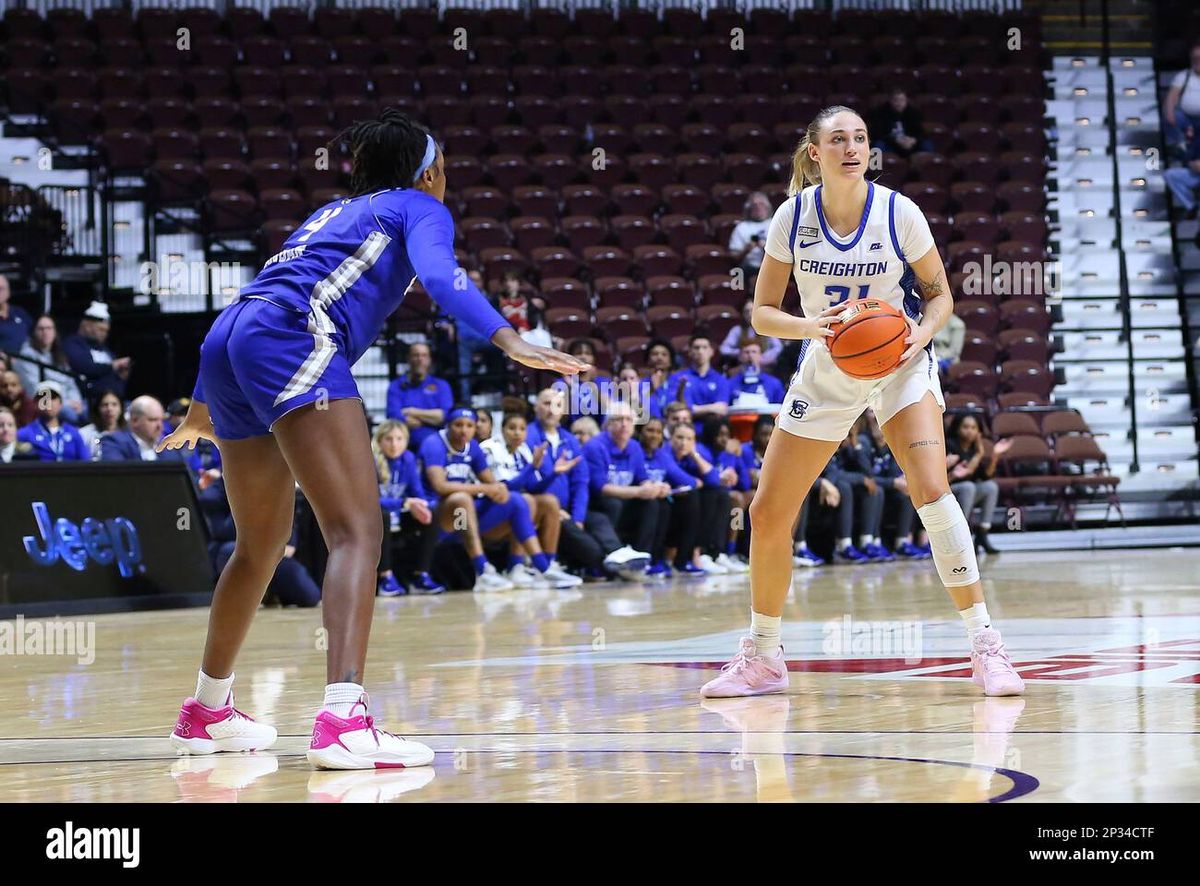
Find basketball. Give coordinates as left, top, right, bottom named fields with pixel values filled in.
left=828, top=299, right=911, bottom=380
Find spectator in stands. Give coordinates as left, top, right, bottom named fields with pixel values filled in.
left=637, top=416, right=701, bottom=577
left=474, top=407, right=494, bottom=442
left=643, top=338, right=680, bottom=419
left=15, top=314, right=86, bottom=424
left=16, top=381, right=89, bottom=462
left=1165, top=42, right=1200, bottom=160
left=946, top=414, right=1010, bottom=555
left=869, top=89, right=930, bottom=158
left=0, top=370, right=36, bottom=426
left=720, top=300, right=782, bottom=368
left=99, top=395, right=182, bottom=461
left=372, top=419, right=443, bottom=597
left=497, top=271, right=549, bottom=347
left=570, top=415, right=600, bottom=447
left=729, top=192, right=773, bottom=281
left=480, top=411, right=582, bottom=588
left=729, top=335, right=786, bottom=407
left=1164, top=131, right=1200, bottom=228
left=830, top=417, right=891, bottom=562
left=0, top=274, right=33, bottom=356
left=583, top=401, right=666, bottom=579
left=525, top=386, right=603, bottom=579
left=698, top=417, right=752, bottom=572
left=933, top=312, right=966, bottom=374
left=0, top=406, right=36, bottom=462
left=78, top=389, right=125, bottom=457
left=63, top=301, right=131, bottom=399
left=669, top=334, right=731, bottom=428
left=664, top=400, right=692, bottom=434
left=386, top=341, right=454, bottom=452
left=613, top=361, right=650, bottom=422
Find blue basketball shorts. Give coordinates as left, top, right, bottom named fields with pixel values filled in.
left=198, top=296, right=362, bottom=440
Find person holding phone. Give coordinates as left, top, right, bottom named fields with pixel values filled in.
left=729, top=191, right=773, bottom=282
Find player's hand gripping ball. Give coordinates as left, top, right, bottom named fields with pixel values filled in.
left=828, top=298, right=910, bottom=380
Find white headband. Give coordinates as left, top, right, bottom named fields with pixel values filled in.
left=413, top=134, right=437, bottom=183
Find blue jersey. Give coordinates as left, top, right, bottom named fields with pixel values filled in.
left=584, top=431, right=648, bottom=495
left=641, top=443, right=696, bottom=489
left=17, top=419, right=89, bottom=462
left=386, top=372, right=454, bottom=451
left=237, top=189, right=508, bottom=366
left=419, top=428, right=490, bottom=488
left=380, top=450, right=430, bottom=510
left=669, top=366, right=731, bottom=410
left=526, top=421, right=590, bottom=522
left=729, top=367, right=785, bottom=405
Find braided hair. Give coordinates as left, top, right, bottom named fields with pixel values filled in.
left=339, top=109, right=436, bottom=196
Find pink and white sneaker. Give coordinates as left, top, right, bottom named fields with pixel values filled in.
left=971, top=628, right=1026, bottom=696
left=700, top=638, right=789, bottom=698
left=169, top=695, right=278, bottom=755
left=307, top=695, right=435, bottom=770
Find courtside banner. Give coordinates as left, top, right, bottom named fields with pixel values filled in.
left=0, top=462, right=212, bottom=614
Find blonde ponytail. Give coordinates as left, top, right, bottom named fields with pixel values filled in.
left=787, top=105, right=860, bottom=196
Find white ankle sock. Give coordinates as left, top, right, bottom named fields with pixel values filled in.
left=838, top=537, right=852, bottom=551
left=858, top=534, right=873, bottom=548
left=960, top=602, right=991, bottom=637
left=750, top=611, right=782, bottom=658
left=323, top=682, right=365, bottom=718
left=195, top=670, right=234, bottom=709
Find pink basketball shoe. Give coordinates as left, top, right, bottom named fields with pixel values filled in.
left=307, top=695, right=435, bottom=770
left=169, top=696, right=278, bottom=755
left=700, top=638, right=789, bottom=698
left=971, top=628, right=1026, bottom=696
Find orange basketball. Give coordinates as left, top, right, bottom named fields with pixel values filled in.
left=828, top=298, right=910, bottom=380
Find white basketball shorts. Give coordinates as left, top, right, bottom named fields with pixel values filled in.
left=775, top=340, right=946, bottom=441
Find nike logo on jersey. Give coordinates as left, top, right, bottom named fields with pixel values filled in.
left=797, top=241, right=820, bottom=249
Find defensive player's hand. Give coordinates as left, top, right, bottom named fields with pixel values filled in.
left=157, top=401, right=215, bottom=452
left=497, top=330, right=591, bottom=377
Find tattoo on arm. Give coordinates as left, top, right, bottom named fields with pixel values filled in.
left=916, top=272, right=946, bottom=299
left=909, top=439, right=941, bottom=449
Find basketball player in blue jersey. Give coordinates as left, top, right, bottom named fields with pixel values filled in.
left=159, top=110, right=589, bottom=769
left=701, top=106, right=1025, bottom=699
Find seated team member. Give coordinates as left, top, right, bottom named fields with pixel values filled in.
left=386, top=341, right=454, bottom=452
left=737, top=415, right=772, bottom=561
left=525, top=387, right=604, bottom=578
left=643, top=338, right=680, bottom=420
left=583, top=401, right=667, bottom=579
left=719, top=300, right=783, bottom=368
left=668, top=334, right=731, bottom=428
left=481, top=411, right=582, bottom=589
left=699, top=417, right=752, bottom=571
left=729, top=336, right=786, bottom=408
left=637, top=416, right=701, bottom=577
left=613, top=361, right=650, bottom=423
left=474, top=407, right=494, bottom=443
left=420, top=406, right=561, bottom=591
left=570, top=415, right=600, bottom=448
left=830, top=416, right=892, bottom=563
left=99, top=395, right=184, bottom=462
left=670, top=420, right=739, bottom=575
left=78, top=389, right=126, bottom=459
left=791, top=457, right=849, bottom=568
left=0, top=406, right=36, bottom=462
left=865, top=410, right=930, bottom=560
left=16, top=382, right=88, bottom=461
left=946, top=413, right=1008, bottom=556
left=664, top=400, right=692, bottom=434
left=372, top=419, right=444, bottom=597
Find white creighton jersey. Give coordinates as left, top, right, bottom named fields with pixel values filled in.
left=764, top=181, right=937, bottom=343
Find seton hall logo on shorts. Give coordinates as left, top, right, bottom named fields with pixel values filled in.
left=789, top=398, right=809, bottom=419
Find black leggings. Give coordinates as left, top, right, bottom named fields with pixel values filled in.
left=378, top=508, right=439, bottom=579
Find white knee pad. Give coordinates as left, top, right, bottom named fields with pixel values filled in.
left=917, top=492, right=979, bottom=587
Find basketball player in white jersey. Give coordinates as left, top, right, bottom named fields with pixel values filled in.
left=701, top=106, right=1024, bottom=698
